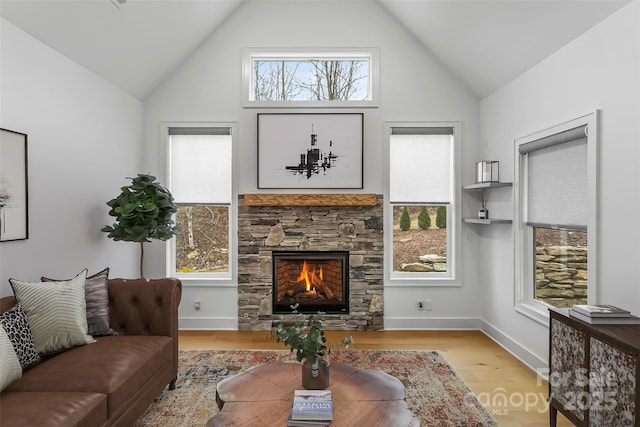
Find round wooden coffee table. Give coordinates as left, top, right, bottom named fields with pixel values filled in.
left=207, top=362, right=420, bottom=426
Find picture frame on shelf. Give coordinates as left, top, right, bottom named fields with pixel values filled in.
left=0, top=128, right=29, bottom=242
left=257, top=113, right=363, bottom=189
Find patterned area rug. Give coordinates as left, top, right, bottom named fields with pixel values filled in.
left=134, top=350, right=498, bottom=427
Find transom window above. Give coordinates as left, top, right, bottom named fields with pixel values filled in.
left=243, top=48, right=379, bottom=107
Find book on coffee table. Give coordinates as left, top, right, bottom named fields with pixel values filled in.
left=290, top=389, right=333, bottom=422
left=287, top=411, right=330, bottom=427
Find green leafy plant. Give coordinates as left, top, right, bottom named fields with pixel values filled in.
left=436, top=206, right=447, bottom=229
left=101, top=174, right=180, bottom=278
left=399, top=206, right=411, bottom=231
left=273, top=305, right=353, bottom=365
left=418, top=207, right=431, bottom=230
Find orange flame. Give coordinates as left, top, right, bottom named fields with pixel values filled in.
left=296, top=260, right=323, bottom=294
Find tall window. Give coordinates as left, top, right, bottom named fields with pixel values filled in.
left=385, top=123, right=460, bottom=284
left=166, top=125, right=234, bottom=281
left=243, top=48, right=379, bottom=107
left=515, top=112, right=597, bottom=322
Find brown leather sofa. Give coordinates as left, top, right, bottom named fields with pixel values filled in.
left=0, top=278, right=182, bottom=427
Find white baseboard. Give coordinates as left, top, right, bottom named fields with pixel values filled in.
left=480, top=319, right=548, bottom=373
left=383, top=316, right=483, bottom=330
left=384, top=316, right=548, bottom=375
left=179, top=316, right=238, bottom=330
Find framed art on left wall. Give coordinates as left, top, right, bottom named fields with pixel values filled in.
left=1, top=128, right=29, bottom=242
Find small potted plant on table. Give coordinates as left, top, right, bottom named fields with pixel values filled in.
left=274, top=305, right=353, bottom=390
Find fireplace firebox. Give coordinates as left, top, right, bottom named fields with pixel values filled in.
left=272, top=251, right=349, bottom=314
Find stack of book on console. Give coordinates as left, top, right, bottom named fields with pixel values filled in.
left=287, top=389, right=333, bottom=427
left=569, top=304, right=640, bottom=324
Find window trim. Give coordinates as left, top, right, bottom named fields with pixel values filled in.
left=384, top=121, right=462, bottom=287
left=513, top=111, right=598, bottom=325
left=163, top=121, right=238, bottom=287
left=242, top=47, right=379, bottom=108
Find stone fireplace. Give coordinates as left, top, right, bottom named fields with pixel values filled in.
left=237, top=194, right=383, bottom=331
left=272, top=250, right=349, bottom=314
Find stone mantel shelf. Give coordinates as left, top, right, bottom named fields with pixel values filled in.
left=243, top=193, right=378, bottom=207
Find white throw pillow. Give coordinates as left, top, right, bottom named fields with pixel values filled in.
left=0, top=324, right=22, bottom=391
left=9, top=269, right=95, bottom=355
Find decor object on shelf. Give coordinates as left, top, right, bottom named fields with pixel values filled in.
left=273, top=305, right=353, bottom=389
left=257, top=113, right=363, bottom=189
left=475, top=160, right=499, bottom=183
left=478, top=190, right=489, bottom=219
left=101, top=174, right=180, bottom=278
left=0, top=128, right=28, bottom=242
left=463, top=181, right=512, bottom=225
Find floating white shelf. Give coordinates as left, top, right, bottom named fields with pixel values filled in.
left=463, top=218, right=512, bottom=225
left=463, top=181, right=513, bottom=225
left=462, top=182, right=512, bottom=191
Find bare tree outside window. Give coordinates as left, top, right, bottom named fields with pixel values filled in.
left=301, top=60, right=367, bottom=100
left=254, top=61, right=302, bottom=101
left=253, top=58, right=368, bottom=101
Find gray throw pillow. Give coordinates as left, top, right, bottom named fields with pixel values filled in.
left=42, top=268, right=117, bottom=337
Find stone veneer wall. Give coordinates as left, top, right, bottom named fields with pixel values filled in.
left=535, top=246, right=588, bottom=306
left=237, top=195, right=384, bottom=331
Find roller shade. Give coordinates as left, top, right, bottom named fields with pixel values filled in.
left=390, top=127, right=453, bottom=204
left=169, top=130, right=232, bottom=204
left=391, top=127, right=454, bottom=136
left=168, top=127, right=231, bottom=136
left=524, top=125, right=587, bottom=230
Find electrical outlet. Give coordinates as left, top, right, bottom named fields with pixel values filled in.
left=424, top=299, right=433, bottom=311
left=417, top=299, right=424, bottom=310
left=194, top=300, right=201, bottom=311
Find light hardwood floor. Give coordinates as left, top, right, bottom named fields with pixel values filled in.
left=179, top=330, right=572, bottom=427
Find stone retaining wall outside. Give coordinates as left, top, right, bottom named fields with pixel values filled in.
left=535, top=246, right=588, bottom=307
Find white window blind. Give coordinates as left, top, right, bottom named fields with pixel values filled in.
left=389, top=128, right=453, bottom=204
left=520, top=125, right=587, bottom=230
left=169, top=127, right=232, bottom=204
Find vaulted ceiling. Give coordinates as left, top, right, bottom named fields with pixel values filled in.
left=0, top=0, right=630, bottom=100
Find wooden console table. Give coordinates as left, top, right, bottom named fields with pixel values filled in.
left=207, top=362, right=419, bottom=426
left=549, top=308, right=640, bottom=426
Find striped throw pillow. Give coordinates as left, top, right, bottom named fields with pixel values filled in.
left=9, top=269, right=95, bottom=355
left=0, top=324, right=22, bottom=390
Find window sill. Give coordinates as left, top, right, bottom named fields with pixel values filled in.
left=386, top=275, right=460, bottom=287
left=515, top=301, right=550, bottom=327
left=174, top=275, right=235, bottom=287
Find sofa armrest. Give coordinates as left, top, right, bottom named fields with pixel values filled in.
left=108, top=278, right=182, bottom=338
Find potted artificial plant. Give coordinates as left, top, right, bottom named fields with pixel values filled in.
left=274, top=305, right=353, bottom=390
left=101, top=173, right=180, bottom=278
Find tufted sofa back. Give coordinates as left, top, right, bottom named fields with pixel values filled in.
left=108, top=278, right=181, bottom=337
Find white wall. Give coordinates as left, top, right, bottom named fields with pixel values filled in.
left=479, top=1, right=640, bottom=368
left=142, top=0, right=483, bottom=329
left=0, top=19, right=143, bottom=294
